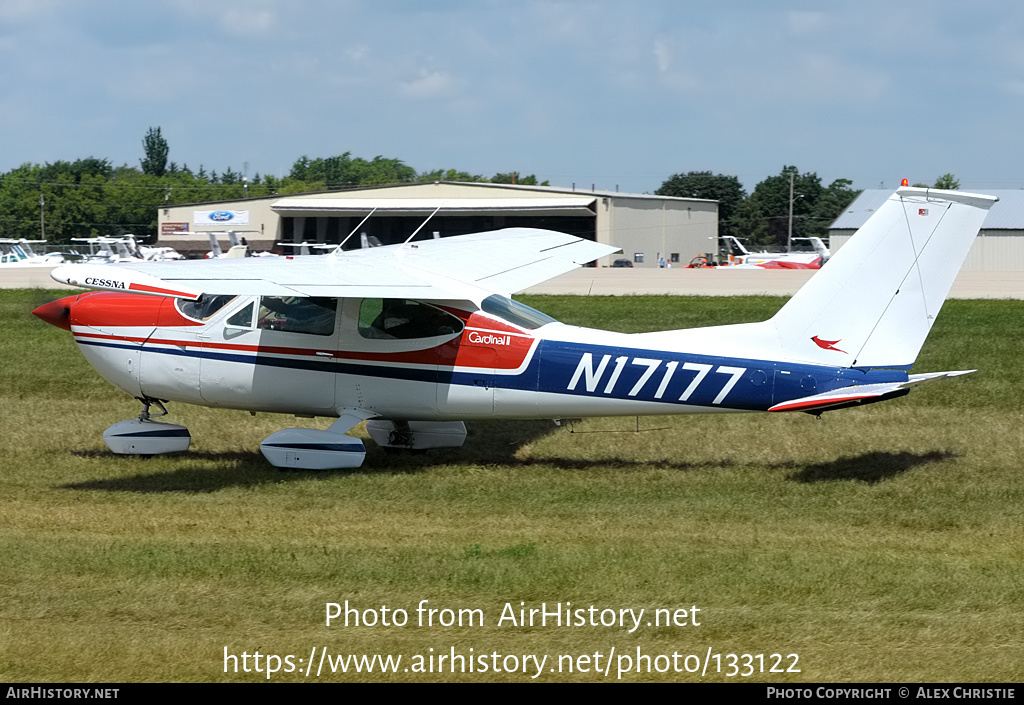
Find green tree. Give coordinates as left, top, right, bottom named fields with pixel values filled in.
left=37, top=161, right=108, bottom=244
left=417, top=168, right=487, bottom=182
left=141, top=127, right=169, bottom=177
left=0, top=163, right=46, bottom=240
left=734, top=166, right=858, bottom=249
left=912, top=174, right=961, bottom=189
left=811, top=178, right=861, bottom=234
left=656, top=171, right=746, bottom=238
left=490, top=172, right=548, bottom=186
left=289, top=153, right=416, bottom=189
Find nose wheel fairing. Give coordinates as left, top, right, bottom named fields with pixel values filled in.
left=103, top=418, right=192, bottom=455
left=103, top=399, right=191, bottom=455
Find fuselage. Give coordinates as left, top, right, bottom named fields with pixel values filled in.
left=36, top=291, right=909, bottom=421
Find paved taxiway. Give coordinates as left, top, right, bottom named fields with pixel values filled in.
left=3, top=265, right=1023, bottom=299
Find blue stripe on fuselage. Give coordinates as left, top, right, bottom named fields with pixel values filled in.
left=78, top=336, right=910, bottom=412
left=522, top=339, right=908, bottom=411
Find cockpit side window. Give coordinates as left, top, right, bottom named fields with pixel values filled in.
left=257, top=297, right=337, bottom=336
left=226, top=301, right=255, bottom=328
left=358, top=298, right=464, bottom=340
left=480, top=294, right=558, bottom=329
left=176, top=294, right=237, bottom=321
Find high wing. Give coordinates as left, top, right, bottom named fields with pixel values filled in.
left=768, top=370, right=975, bottom=413
left=51, top=228, right=619, bottom=302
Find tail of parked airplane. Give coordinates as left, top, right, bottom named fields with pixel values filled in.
left=767, top=187, right=997, bottom=369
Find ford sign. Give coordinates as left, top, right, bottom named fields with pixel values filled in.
left=209, top=211, right=234, bottom=222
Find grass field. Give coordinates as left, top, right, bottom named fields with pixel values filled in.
left=1, top=289, right=1022, bottom=683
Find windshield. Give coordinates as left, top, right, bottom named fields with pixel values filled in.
left=176, top=294, right=236, bottom=321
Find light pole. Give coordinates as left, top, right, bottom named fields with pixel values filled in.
left=786, top=172, right=804, bottom=253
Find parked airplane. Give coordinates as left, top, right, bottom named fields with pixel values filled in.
left=34, top=187, right=994, bottom=469
left=195, top=230, right=262, bottom=258
left=71, top=235, right=184, bottom=263
left=719, top=235, right=829, bottom=268
left=0, top=239, right=82, bottom=266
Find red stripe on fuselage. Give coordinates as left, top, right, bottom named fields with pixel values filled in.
left=74, top=330, right=535, bottom=370
left=72, top=324, right=537, bottom=370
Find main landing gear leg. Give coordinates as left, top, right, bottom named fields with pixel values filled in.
left=102, top=397, right=192, bottom=455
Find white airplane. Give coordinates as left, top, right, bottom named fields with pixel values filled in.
left=719, top=235, right=829, bottom=268
left=0, top=239, right=83, bottom=266
left=69, top=235, right=183, bottom=263
left=35, top=187, right=994, bottom=470
left=197, top=230, right=262, bottom=259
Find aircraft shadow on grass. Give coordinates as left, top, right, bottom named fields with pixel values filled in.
left=783, top=450, right=959, bottom=485
left=60, top=420, right=562, bottom=494
left=61, top=423, right=958, bottom=493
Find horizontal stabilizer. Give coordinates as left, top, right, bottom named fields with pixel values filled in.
left=768, top=370, right=974, bottom=413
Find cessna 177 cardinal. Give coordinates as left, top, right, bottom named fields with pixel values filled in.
left=33, top=187, right=995, bottom=469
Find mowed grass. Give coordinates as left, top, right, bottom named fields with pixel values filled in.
left=1, top=289, right=1022, bottom=682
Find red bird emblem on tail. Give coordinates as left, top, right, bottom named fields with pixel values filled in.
left=811, top=335, right=847, bottom=353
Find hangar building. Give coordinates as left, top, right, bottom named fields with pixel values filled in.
left=829, top=189, right=1024, bottom=271
left=157, top=181, right=718, bottom=268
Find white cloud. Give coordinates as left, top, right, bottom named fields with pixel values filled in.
left=346, top=44, right=369, bottom=62
left=650, top=37, right=698, bottom=91
left=0, top=0, right=59, bottom=22
left=787, top=11, right=828, bottom=36
left=653, top=39, right=671, bottom=74
left=219, top=7, right=274, bottom=37
left=399, top=68, right=458, bottom=100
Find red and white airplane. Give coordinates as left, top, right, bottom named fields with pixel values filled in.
left=34, top=187, right=995, bottom=469
left=718, top=235, right=829, bottom=269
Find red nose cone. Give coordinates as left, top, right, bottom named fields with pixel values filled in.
left=32, top=296, right=76, bottom=331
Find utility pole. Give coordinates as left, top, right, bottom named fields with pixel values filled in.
left=39, top=193, right=45, bottom=239
left=786, top=171, right=794, bottom=253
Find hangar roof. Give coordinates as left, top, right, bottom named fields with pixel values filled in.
left=271, top=196, right=598, bottom=217
left=162, top=180, right=715, bottom=209
left=831, top=189, right=1024, bottom=231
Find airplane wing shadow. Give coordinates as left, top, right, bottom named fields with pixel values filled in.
left=60, top=420, right=565, bottom=493
left=782, top=450, right=958, bottom=484
left=60, top=435, right=958, bottom=493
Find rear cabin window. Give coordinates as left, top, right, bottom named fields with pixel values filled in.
left=256, top=297, right=337, bottom=336
left=480, top=295, right=557, bottom=330
left=358, top=299, right=464, bottom=340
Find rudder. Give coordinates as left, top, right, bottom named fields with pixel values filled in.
left=768, top=187, right=996, bottom=369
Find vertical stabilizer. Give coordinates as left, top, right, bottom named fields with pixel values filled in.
left=769, top=187, right=996, bottom=368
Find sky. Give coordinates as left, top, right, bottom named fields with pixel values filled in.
left=3, top=0, right=1024, bottom=195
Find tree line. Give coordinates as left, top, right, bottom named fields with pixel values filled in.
left=0, top=127, right=549, bottom=245
left=656, top=170, right=962, bottom=249
left=0, top=126, right=957, bottom=249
